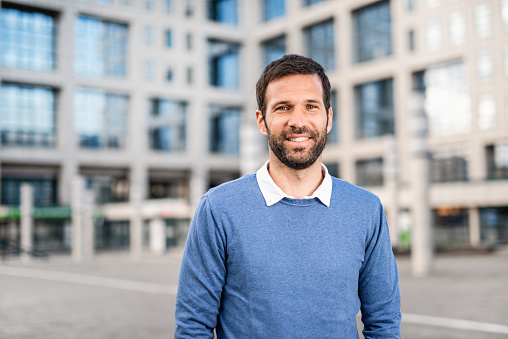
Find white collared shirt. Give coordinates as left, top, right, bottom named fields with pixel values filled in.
left=256, top=160, right=332, bottom=207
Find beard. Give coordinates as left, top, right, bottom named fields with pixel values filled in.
left=267, top=124, right=327, bottom=170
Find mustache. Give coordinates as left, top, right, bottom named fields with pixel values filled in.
left=280, top=126, right=317, bottom=139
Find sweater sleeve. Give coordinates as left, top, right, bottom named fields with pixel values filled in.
left=175, top=196, right=227, bottom=338
left=359, top=200, right=401, bottom=338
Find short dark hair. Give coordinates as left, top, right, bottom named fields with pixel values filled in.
left=256, top=54, right=332, bottom=119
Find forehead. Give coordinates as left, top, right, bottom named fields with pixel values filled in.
left=265, top=74, right=324, bottom=105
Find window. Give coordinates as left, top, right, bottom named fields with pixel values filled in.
left=148, top=98, right=187, bottom=151
left=207, top=0, right=237, bottom=25
left=1, top=177, right=57, bottom=206
left=95, top=221, right=130, bottom=249
left=145, top=60, right=155, bottom=82
left=149, top=176, right=189, bottom=199
left=185, top=0, right=194, bottom=17
left=0, top=83, right=56, bottom=148
left=431, top=149, right=468, bottom=182
left=478, top=94, right=496, bottom=130
left=355, top=78, right=394, bottom=139
left=425, top=18, right=442, bottom=52
left=303, top=0, right=325, bottom=6
left=166, top=68, right=173, bottom=82
left=413, top=61, right=471, bottom=136
left=0, top=6, right=55, bottom=71
left=433, top=208, right=469, bottom=249
left=304, top=19, right=335, bottom=70
left=405, top=0, right=414, bottom=11
left=163, top=0, right=172, bottom=13
left=353, top=0, right=392, bottom=63
left=97, top=0, right=111, bottom=5
left=262, top=35, right=286, bottom=67
left=209, top=106, right=241, bottom=154
left=408, top=29, right=415, bottom=51
left=186, top=67, right=193, bottom=84
left=74, top=88, right=129, bottom=149
left=356, top=158, right=384, bottom=187
left=263, top=0, right=285, bottom=22
left=144, top=26, right=154, bottom=45
left=480, top=207, right=508, bottom=244
left=324, top=163, right=340, bottom=178
left=474, top=3, right=492, bottom=39
left=186, top=33, right=193, bottom=50
left=165, top=30, right=172, bottom=48
left=83, top=172, right=129, bottom=204
left=504, top=44, right=508, bottom=78
left=145, top=0, right=155, bottom=11
left=486, top=142, right=508, bottom=179
left=449, top=11, right=466, bottom=46
left=208, top=39, right=240, bottom=89
left=74, top=15, right=128, bottom=77
left=327, top=90, right=339, bottom=144
left=476, top=50, right=493, bottom=82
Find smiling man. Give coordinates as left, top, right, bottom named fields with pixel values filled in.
left=175, top=55, right=401, bottom=338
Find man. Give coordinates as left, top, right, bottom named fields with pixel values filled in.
left=175, top=54, right=401, bottom=338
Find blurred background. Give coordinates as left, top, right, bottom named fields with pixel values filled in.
left=1, top=0, right=507, bottom=259
left=1, top=0, right=508, bottom=338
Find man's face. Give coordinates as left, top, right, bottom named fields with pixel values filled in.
left=256, top=74, right=333, bottom=170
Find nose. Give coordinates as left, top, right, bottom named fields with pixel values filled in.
left=288, top=106, right=306, bottom=128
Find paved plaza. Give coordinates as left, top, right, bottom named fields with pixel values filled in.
left=1, top=248, right=507, bottom=338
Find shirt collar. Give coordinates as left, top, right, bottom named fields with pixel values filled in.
left=256, top=160, right=332, bottom=207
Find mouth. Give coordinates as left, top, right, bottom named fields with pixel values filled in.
left=288, top=137, right=309, bottom=143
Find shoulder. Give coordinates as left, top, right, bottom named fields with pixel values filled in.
left=202, top=174, right=260, bottom=208
left=330, top=177, right=381, bottom=207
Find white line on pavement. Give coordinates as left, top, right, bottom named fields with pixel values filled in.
left=2, top=266, right=508, bottom=335
left=0, top=265, right=178, bottom=295
left=403, top=313, right=508, bottom=335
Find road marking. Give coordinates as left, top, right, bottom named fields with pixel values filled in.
left=2, top=266, right=508, bottom=335
left=403, top=313, right=508, bottom=335
left=0, top=265, right=178, bottom=295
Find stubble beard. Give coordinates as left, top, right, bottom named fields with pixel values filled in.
left=267, top=125, right=328, bottom=170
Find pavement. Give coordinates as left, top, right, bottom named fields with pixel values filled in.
left=0, top=248, right=507, bottom=339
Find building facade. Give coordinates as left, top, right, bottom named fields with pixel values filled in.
left=1, top=0, right=507, bottom=253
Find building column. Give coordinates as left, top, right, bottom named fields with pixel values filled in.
left=384, top=136, right=399, bottom=248
left=129, top=166, right=145, bottom=262
left=149, top=218, right=166, bottom=255
left=469, top=207, right=481, bottom=248
left=72, top=177, right=94, bottom=263
left=20, top=184, right=33, bottom=263
left=190, top=167, right=208, bottom=208
left=409, top=94, right=433, bottom=277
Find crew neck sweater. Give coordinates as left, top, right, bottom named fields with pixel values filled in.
left=175, top=174, right=401, bottom=339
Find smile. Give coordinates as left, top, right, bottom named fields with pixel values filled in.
left=289, top=137, right=309, bottom=142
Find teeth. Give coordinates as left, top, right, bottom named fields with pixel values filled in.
left=289, top=137, right=309, bottom=142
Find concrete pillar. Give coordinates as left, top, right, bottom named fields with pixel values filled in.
left=190, top=168, right=207, bottom=207
left=240, top=121, right=266, bottom=176
left=409, top=94, right=433, bottom=277
left=384, top=136, right=399, bottom=248
left=469, top=207, right=481, bottom=248
left=20, top=183, right=33, bottom=263
left=129, top=174, right=143, bottom=262
left=82, top=188, right=95, bottom=261
left=71, top=177, right=84, bottom=263
left=149, top=218, right=166, bottom=255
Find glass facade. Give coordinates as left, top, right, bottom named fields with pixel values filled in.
left=413, top=61, right=471, bottom=136
left=0, top=6, right=55, bottom=71
left=85, top=175, right=129, bottom=204
left=263, top=0, right=285, bottom=22
left=209, top=106, right=241, bottom=154
left=148, top=98, right=187, bottom=152
left=355, top=78, right=394, bottom=139
left=0, top=83, right=56, bottom=148
left=262, top=35, right=286, bottom=67
left=74, top=15, right=128, bottom=77
left=430, top=149, right=468, bottom=182
left=208, top=39, right=240, bottom=89
left=474, top=3, right=492, bottom=39
left=433, top=207, right=469, bottom=249
left=486, top=142, right=508, bottom=179
left=478, top=94, right=496, bottom=130
left=480, top=207, right=508, bottom=245
left=74, top=89, right=129, bottom=149
left=207, top=0, right=237, bottom=25
left=95, top=220, right=130, bottom=250
left=449, top=10, right=466, bottom=46
left=425, top=18, right=442, bottom=52
left=165, top=30, right=172, bottom=48
left=356, top=158, right=384, bottom=187
left=149, top=176, right=189, bottom=199
left=304, top=19, right=335, bottom=71
left=1, top=177, right=57, bottom=206
left=327, top=90, right=339, bottom=144
left=353, top=0, right=392, bottom=63
left=303, top=0, right=326, bottom=6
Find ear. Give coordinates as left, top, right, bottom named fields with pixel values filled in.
left=326, top=107, right=333, bottom=134
left=256, top=110, right=268, bottom=136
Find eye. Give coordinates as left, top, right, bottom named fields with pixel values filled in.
left=276, top=106, right=289, bottom=111
left=307, top=104, right=317, bottom=109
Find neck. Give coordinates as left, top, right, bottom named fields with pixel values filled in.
left=267, top=154, right=324, bottom=199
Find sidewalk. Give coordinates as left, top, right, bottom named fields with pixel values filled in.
left=0, top=249, right=507, bottom=338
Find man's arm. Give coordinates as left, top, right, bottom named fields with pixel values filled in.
left=175, top=196, right=226, bottom=338
left=359, top=200, right=401, bottom=338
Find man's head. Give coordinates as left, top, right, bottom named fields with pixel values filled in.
left=256, top=54, right=331, bottom=120
left=255, top=55, right=333, bottom=170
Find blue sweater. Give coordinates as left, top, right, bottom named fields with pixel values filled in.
left=175, top=174, right=401, bottom=338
